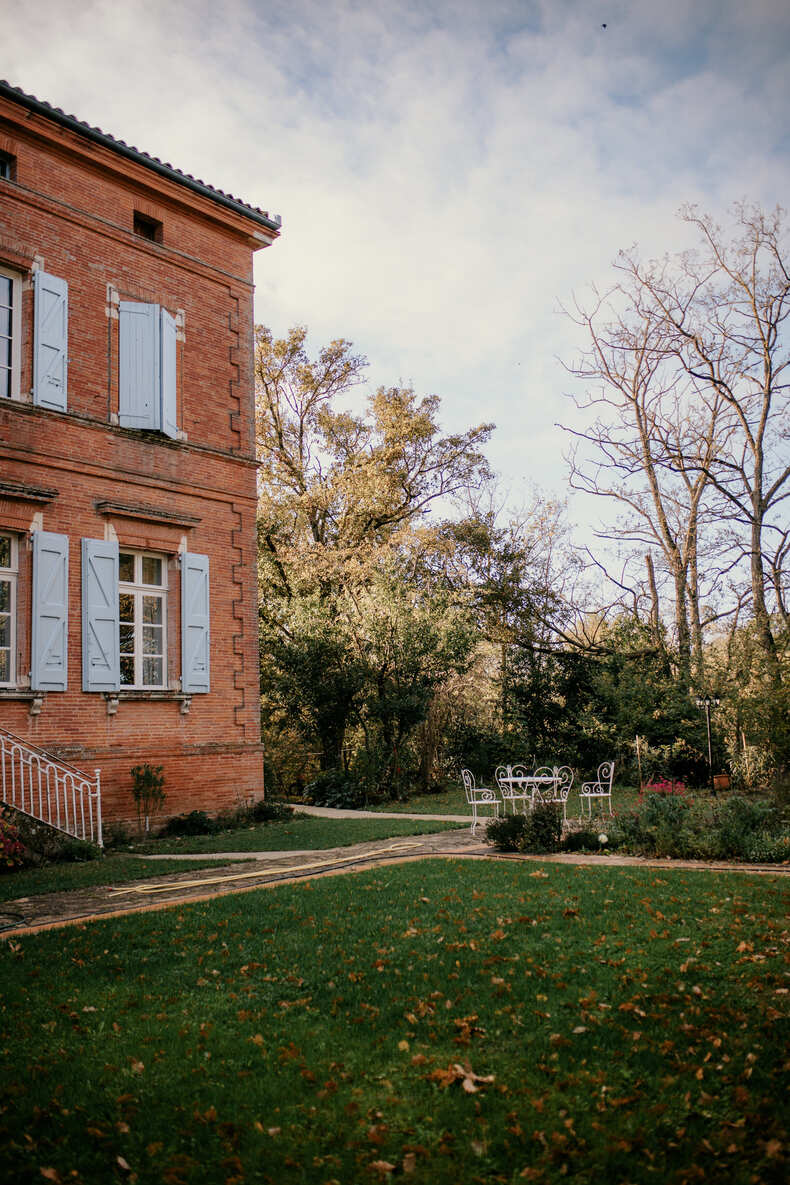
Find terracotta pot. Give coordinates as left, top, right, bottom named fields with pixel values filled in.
left=713, top=773, right=731, bottom=792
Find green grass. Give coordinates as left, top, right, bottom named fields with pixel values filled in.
left=0, top=816, right=463, bottom=903
left=1, top=860, right=787, bottom=1184
left=0, top=857, right=242, bottom=905
left=128, top=814, right=464, bottom=855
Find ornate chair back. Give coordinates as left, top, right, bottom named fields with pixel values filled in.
left=555, top=766, right=574, bottom=800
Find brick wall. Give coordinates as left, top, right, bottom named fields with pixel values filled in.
left=0, top=91, right=278, bottom=824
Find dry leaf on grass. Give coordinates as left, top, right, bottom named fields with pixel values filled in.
left=429, top=1061, right=495, bottom=1093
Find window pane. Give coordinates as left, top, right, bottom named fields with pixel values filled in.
left=143, top=657, right=163, bottom=686
left=0, top=536, right=10, bottom=567
left=0, top=308, right=10, bottom=336
left=0, top=611, right=9, bottom=645
left=120, top=655, right=135, bottom=685
left=0, top=276, right=11, bottom=305
left=119, top=623, right=135, bottom=652
left=142, top=595, right=163, bottom=624
left=0, top=368, right=9, bottom=398
left=119, top=553, right=135, bottom=582
left=119, top=592, right=135, bottom=622
left=0, top=338, right=10, bottom=368
left=0, top=649, right=8, bottom=683
left=0, top=581, right=9, bottom=612
left=141, top=556, right=163, bottom=586
left=142, top=624, right=163, bottom=655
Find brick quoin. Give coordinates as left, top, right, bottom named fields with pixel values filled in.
left=0, top=82, right=280, bottom=827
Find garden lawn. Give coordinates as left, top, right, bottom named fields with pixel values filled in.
left=0, top=857, right=237, bottom=905
left=1, top=860, right=788, bottom=1184
left=129, top=814, right=464, bottom=855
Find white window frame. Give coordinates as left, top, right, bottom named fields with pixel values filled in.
left=118, top=550, right=168, bottom=689
left=0, top=264, right=23, bottom=401
left=0, top=532, right=18, bottom=687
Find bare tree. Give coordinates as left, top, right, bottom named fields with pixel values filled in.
left=562, top=276, right=722, bottom=684
left=623, top=203, right=790, bottom=687
left=563, top=202, right=789, bottom=693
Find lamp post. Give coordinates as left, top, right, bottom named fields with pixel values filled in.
left=695, top=696, right=720, bottom=793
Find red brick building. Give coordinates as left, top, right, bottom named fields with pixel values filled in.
left=0, top=81, right=280, bottom=833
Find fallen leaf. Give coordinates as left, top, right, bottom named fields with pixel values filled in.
left=370, top=1160, right=396, bottom=1174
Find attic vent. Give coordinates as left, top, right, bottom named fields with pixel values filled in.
left=133, top=211, right=163, bottom=243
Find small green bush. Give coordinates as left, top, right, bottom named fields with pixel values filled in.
left=247, top=799, right=294, bottom=824
left=306, top=769, right=365, bottom=809
left=102, top=821, right=132, bottom=850
left=130, top=763, right=166, bottom=834
left=159, top=810, right=219, bottom=837
left=523, top=802, right=563, bottom=852
left=562, top=826, right=605, bottom=852
left=485, top=803, right=563, bottom=854
left=56, top=837, right=102, bottom=863
left=486, top=813, right=529, bottom=852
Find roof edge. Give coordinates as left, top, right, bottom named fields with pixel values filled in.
left=0, top=80, right=282, bottom=235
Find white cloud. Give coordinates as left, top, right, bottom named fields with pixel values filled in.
left=3, top=0, right=790, bottom=537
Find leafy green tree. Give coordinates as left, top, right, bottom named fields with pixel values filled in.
left=256, top=326, right=493, bottom=783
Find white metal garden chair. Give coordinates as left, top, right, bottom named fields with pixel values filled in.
left=533, top=765, right=573, bottom=822
left=579, top=761, right=615, bottom=818
left=462, top=769, right=500, bottom=834
left=495, top=764, right=532, bottom=815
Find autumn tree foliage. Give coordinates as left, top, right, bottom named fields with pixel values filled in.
left=255, top=325, right=493, bottom=795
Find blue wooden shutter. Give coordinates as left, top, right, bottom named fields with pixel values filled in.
left=33, top=271, right=68, bottom=412
left=160, top=307, right=178, bottom=439
left=81, top=538, right=120, bottom=692
left=31, top=531, right=69, bottom=691
left=119, top=302, right=159, bottom=429
left=181, top=553, right=210, bottom=693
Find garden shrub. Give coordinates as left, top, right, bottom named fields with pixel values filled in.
left=742, top=830, right=790, bottom=863
left=708, top=796, right=776, bottom=860
left=159, top=810, right=219, bottom=837
left=524, top=802, right=563, bottom=853
left=0, top=816, right=25, bottom=871
left=130, top=763, right=166, bottom=833
left=306, top=769, right=365, bottom=809
left=247, top=799, right=293, bottom=823
left=56, top=837, right=103, bottom=863
left=485, top=803, right=562, bottom=854
left=102, top=821, right=132, bottom=850
left=562, top=826, right=607, bottom=852
left=486, top=813, right=529, bottom=852
left=610, top=790, right=790, bottom=863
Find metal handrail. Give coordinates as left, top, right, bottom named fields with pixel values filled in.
left=0, top=726, right=102, bottom=846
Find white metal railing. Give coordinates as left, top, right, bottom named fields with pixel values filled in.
left=0, top=726, right=102, bottom=846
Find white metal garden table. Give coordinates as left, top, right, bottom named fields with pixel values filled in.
left=495, top=767, right=560, bottom=814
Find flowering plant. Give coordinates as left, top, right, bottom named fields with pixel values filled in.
left=641, top=778, right=687, bottom=801
left=0, top=816, right=25, bottom=870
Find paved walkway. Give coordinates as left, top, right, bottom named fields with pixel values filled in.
left=0, top=807, right=786, bottom=939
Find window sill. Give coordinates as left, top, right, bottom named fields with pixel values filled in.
left=103, top=690, right=193, bottom=715
left=0, top=689, right=46, bottom=716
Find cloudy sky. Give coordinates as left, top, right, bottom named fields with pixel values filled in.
left=3, top=0, right=790, bottom=535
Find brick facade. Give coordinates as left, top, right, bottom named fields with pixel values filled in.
left=0, top=84, right=279, bottom=827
